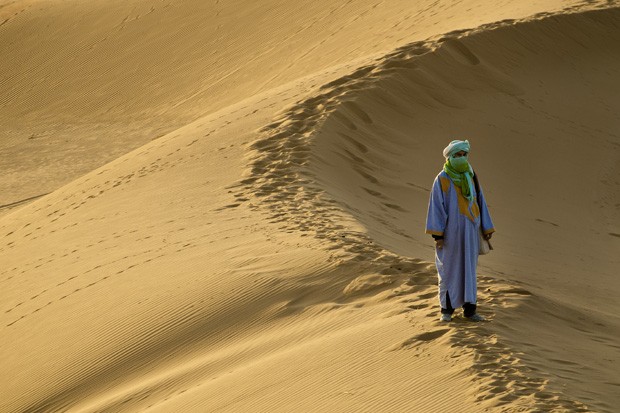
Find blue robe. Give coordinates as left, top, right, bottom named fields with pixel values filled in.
left=425, top=170, right=495, bottom=309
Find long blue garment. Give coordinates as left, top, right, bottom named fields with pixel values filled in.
left=425, top=171, right=495, bottom=309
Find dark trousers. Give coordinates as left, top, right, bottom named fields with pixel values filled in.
left=441, top=291, right=476, bottom=317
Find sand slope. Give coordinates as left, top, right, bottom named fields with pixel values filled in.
left=0, top=0, right=592, bottom=215
left=1, top=79, right=483, bottom=413
left=2, top=1, right=620, bottom=412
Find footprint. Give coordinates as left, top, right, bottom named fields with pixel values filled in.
left=418, top=291, right=437, bottom=300
left=343, top=101, right=373, bottom=125
left=383, top=203, right=407, bottom=212
left=442, top=38, right=480, bottom=65
left=338, top=132, right=368, bottom=153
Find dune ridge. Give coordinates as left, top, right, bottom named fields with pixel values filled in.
left=1, top=1, right=619, bottom=412
left=231, top=5, right=620, bottom=412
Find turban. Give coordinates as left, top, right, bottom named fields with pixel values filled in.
left=442, top=140, right=470, bottom=158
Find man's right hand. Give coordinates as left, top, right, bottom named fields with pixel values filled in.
left=435, top=239, right=444, bottom=249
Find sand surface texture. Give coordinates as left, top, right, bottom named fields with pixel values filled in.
left=2, top=0, right=620, bottom=412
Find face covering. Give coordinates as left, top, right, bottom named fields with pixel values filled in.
left=449, top=155, right=469, bottom=173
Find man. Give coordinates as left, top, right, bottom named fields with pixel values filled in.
left=425, top=140, right=495, bottom=322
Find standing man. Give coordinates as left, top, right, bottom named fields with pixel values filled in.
left=425, top=140, right=495, bottom=322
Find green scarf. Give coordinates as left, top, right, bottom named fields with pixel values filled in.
left=443, top=159, right=474, bottom=201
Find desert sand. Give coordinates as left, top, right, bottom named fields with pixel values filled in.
left=1, top=0, right=620, bottom=412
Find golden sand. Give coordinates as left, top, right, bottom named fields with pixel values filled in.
left=1, top=1, right=619, bottom=411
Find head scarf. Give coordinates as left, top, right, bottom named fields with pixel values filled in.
left=442, top=140, right=474, bottom=201
left=443, top=139, right=470, bottom=158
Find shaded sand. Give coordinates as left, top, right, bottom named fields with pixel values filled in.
left=2, top=1, right=620, bottom=412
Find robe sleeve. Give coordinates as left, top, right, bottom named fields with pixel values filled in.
left=425, top=175, right=448, bottom=236
left=477, top=184, right=495, bottom=235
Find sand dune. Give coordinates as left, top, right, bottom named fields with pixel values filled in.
left=2, top=0, right=620, bottom=412
left=0, top=0, right=594, bottom=215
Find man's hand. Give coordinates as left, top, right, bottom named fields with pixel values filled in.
left=435, top=239, right=444, bottom=249
left=483, top=233, right=493, bottom=240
